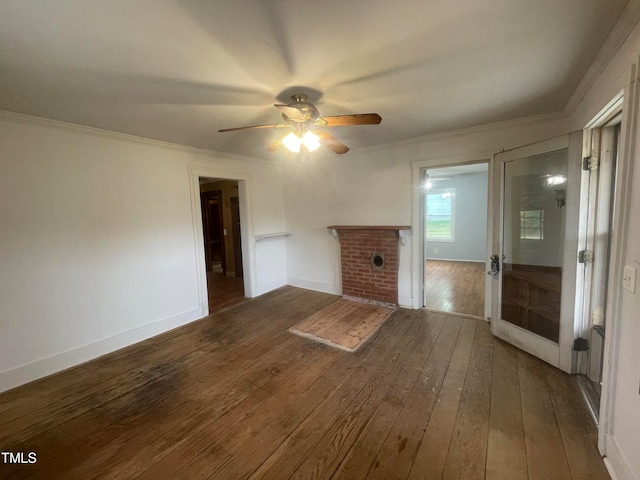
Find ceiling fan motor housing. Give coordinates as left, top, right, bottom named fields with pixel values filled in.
left=282, top=94, right=320, bottom=122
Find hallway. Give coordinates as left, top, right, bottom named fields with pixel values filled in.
left=207, top=271, right=244, bottom=311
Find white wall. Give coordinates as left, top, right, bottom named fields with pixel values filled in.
left=425, top=172, right=488, bottom=262
left=284, top=114, right=565, bottom=308
left=0, top=112, right=286, bottom=392
left=565, top=10, right=640, bottom=479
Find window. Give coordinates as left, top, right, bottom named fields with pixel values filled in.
left=520, top=209, right=544, bottom=239
left=519, top=194, right=545, bottom=240
left=426, top=188, right=455, bottom=241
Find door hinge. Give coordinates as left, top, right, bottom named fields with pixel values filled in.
left=582, top=155, right=599, bottom=170
left=593, top=324, right=606, bottom=339
left=573, top=337, right=589, bottom=351
left=578, top=250, right=593, bottom=263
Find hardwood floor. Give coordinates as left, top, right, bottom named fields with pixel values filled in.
left=0, top=287, right=608, bottom=479
left=207, top=270, right=245, bottom=311
left=425, top=260, right=485, bottom=317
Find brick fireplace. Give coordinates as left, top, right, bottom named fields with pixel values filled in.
left=328, top=225, right=410, bottom=306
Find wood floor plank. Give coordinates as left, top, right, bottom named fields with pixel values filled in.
left=80, top=338, right=335, bottom=480
left=287, top=311, right=446, bottom=480
left=407, top=317, right=477, bottom=480
left=545, top=365, right=610, bottom=480
left=290, top=298, right=393, bottom=351
left=0, top=288, right=610, bottom=480
left=137, top=309, right=407, bottom=480
left=0, top=285, right=306, bottom=425
left=0, top=289, right=338, bottom=479
left=192, top=314, right=413, bottom=480
left=517, top=350, right=573, bottom=480
left=486, top=339, right=528, bottom=480
left=206, top=270, right=245, bottom=311
left=0, top=288, right=323, bottom=444
left=248, top=310, right=441, bottom=480
left=364, top=315, right=464, bottom=480
left=441, top=320, right=494, bottom=480
left=6, top=334, right=318, bottom=480
left=43, top=313, right=335, bottom=476
left=332, top=314, right=461, bottom=480
left=424, top=260, right=485, bottom=317
left=47, top=336, right=325, bottom=480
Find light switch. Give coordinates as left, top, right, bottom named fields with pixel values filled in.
left=623, top=265, right=636, bottom=293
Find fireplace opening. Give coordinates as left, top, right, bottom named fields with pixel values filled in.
left=371, top=253, right=385, bottom=269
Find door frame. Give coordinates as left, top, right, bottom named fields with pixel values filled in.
left=578, top=89, right=637, bottom=456
left=411, top=154, right=493, bottom=315
left=490, top=132, right=583, bottom=373
left=576, top=93, right=624, bottom=362
left=188, top=165, right=256, bottom=317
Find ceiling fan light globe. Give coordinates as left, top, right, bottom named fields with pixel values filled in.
left=302, top=131, right=321, bottom=152
left=283, top=132, right=301, bottom=153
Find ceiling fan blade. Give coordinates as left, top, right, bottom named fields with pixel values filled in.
left=317, top=113, right=382, bottom=127
left=274, top=104, right=307, bottom=123
left=218, top=123, right=288, bottom=133
left=314, top=130, right=350, bottom=154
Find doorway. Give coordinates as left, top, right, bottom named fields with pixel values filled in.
left=199, top=178, right=245, bottom=311
left=201, top=189, right=226, bottom=274
left=422, top=162, right=489, bottom=317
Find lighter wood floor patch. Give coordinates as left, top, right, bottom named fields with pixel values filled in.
left=0, top=287, right=608, bottom=479
left=425, top=260, right=485, bottom=317
left=289, top=298, right=395, bottom=351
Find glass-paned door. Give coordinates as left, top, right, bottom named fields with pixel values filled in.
left=491, top=133, right=581, bottom=372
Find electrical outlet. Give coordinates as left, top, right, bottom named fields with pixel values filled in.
left=623, top=265, right=636, bottom=293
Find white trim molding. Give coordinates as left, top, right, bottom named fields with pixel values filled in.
left=287, top=277, right=341, bottom=296
left=598, top=59, right=639, bottom=473
left=188, top=165, right=257, bottom=313
left=411, top=156, right=492, bottom=310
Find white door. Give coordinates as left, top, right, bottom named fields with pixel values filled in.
left=490, top=132, right=582, bottom=373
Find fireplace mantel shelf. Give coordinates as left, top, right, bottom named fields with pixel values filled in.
left=326, top=225, right=411, bottom=231
left=254, top=232, right=292, bottom=241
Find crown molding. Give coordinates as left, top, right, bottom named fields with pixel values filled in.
left=0, top=109, right=275, bottom=167
left=564, top=0, right=640, bottom=118
left=349, top=111, right=565, bottom=156
left=0, top=108, right=565, bottom=164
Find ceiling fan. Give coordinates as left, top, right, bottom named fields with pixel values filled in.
left=218, top=94, right=382, bottom=155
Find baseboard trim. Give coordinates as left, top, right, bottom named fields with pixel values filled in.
left=0, top=307, right=204, bottom=393
left=604, top=435, right=638, bottom=480
left=287, top=277, right=341, bottom=296
left=424, top=307, right=487, bottom=321
left=254, top=278, right=287, bottom=296
left=398, top=296, right=413, bottom=309
left=426, top=258, right=485, bottom=263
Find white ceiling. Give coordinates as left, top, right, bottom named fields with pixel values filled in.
left=0, top=0, right=628, bottom=159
